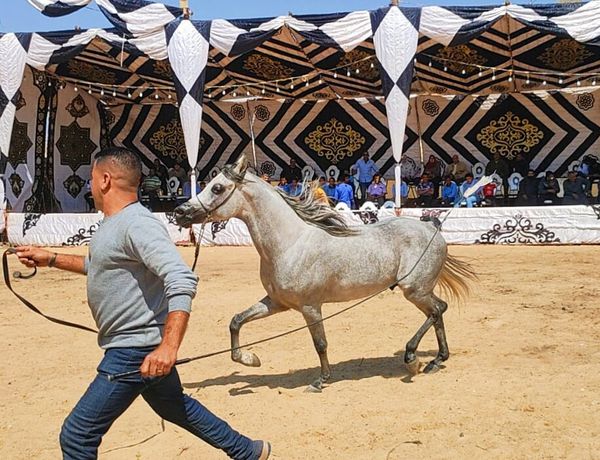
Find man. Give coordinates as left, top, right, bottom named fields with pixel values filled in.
left=276, top=176, right=289, bottom=194
left=563, top=170, right=589, bottom=205
left=153, top=158, right=169, bottom=191
left=440, top=175, right=458, bottom=206
left=141, top=168, right=162, bottom=195
left=445, top=154, right=469, bottom=184
left=423, top=155, right=443, bottom=198
left=367, top=173, right=386, bottom=206
left=323, top=177, right=339, bottom=203
left=281, top=158, right=302, bottom=183
left=287, top=178, right=303, bottom=198
left=538, top=171, right=560, bottom=205
left=15, top=148, right=270, bottom=460
left=182, top=178, right=202, bottom=198
left=454, top=173, right=482, bottom=208
left=416, top=173, right=435, bottom=207
left=512, top=153, right=529, bottom=177
left=336, top=175, right=355, bottom=208
left=352, top=153, right=378, bottom=203
left=518, top=169, right=538, bottom=206
left=168, top=162, right=187, bottom=183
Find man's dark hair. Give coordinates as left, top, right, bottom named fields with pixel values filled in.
left=94, top=147, right=142, bottom=186
left=465, top=173, right=474, bottom=179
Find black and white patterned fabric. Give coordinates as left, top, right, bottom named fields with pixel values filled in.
left=7, top=1, right=600, bottom=202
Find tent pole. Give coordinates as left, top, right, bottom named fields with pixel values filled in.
left=414, top=96, right=425, bottom=168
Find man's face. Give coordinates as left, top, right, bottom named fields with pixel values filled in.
left=90, top=163, right=104, bottom=211
left=363, top=154, right=369, bottom=161
left=319, top=178, right=325, bottom=186
left=452, top=155, right=459, bottom=163
left=466, top=176, right=473, bottom=183
left=290, top=159, right=296, bottom=167
left=568, top=173, right=576, bottom=182
left=493, top=153, right=500, bottom=161
left=328, top=178, right=335, bottom=186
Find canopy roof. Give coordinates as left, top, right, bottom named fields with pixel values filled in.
left=3, top=0, right=600, bottom=181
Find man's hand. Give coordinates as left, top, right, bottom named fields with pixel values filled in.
left=15, top=246, right=54, bottom=268
left=140, top=311, right=189, bottom=378
left=140, top=343, right=178, bottom=378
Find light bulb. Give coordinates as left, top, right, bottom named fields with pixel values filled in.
left=318, top=79, right=323, bottom=84
left=88, top=88, right=92, bottom=94
left=542, top=80, right=547, bottom=86
left=593, top=79, right=597, bottom=86
left=261, top=88, right=266, bottom=94
left=100, top=88, right=105, bottom=96
left=155, top=93, right=159, bottom=99
left=370, top=62, right=375, bottom=69
left=355, top=68, right=360, bottom=74
left=461, top=69, right=466, bottom=75
left=74, top=85, right=78, bottom=92
left=346, top=70, right=351, bottom=77
left=222, top=89, right=226, bottom=95
left=443, top=66, right=448, bottom=72
left=276, top=87, right=280, bottom=93
left=305, top=80, right=309, bottom=87
left=127, top=92, right=132, bottom=98
left=112, top=89, right=116, bottom=97
left=168, top=93, right=172, bottom=99
left=478, top=69, right=482, bottom=77
left=290, top=82, right=294, bottom=89
left=246, top=90, right=250, bottom=96
left=232, top=91, right=237, bottom=97
left=333, top=72, right=337, bottom=79
left=577, top=80, right=581, bottom=86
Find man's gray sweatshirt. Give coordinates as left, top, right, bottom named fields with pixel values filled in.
left=85, top=202, right=198, bottom=349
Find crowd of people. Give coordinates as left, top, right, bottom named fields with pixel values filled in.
left=129, top=153, right=600, bottom=213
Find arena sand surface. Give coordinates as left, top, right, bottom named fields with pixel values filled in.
left=0, top=245, right=599, bottom=460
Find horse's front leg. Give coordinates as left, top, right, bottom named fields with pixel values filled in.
left=301, top=304, right=331, bottom=393
left=230, top=296, right=283, bottom=367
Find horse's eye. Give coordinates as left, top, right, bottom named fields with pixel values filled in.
left=212, top=183, right=225, bottom=195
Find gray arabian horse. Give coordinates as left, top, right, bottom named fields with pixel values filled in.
left=175, top=156, right=476, bottom=391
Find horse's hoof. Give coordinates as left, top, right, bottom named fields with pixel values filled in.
left=304, top=383, right=322, bottom=393
left=423, top=361, right=441, bottom=374
left=238, top=351, right=261, bottom=367
left=405, top=358, right=421, bottom=375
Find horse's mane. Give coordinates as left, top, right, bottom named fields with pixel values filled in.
left=274, top=183, right=359, bottom=237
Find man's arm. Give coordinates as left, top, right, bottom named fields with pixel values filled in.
left=15, top=246, right=86, bottom=274
left=140, top=311, right=189, bottom=377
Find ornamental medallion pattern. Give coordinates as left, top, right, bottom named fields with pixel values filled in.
left=63, top=174, right=86, bottom=198
left=476, top=112, right=544, bottom=160
left=8, top=120, right=32, bottom=167
left=538, top=39, right=593, bottom=71
left=67, top=60, right=116, bottom=84
left=243, top=54, right=294, bottom=80
left=476, top=214, right=560, bottom=244
left=337, top=49, right=379, bottom=81
left=9, top=173, right=24, bottom=197
left=576, top=93, right=594, bottom=111
left=422, top=99, right=440, bottom=117
left=304, top=118, right=366, bottom=164
left=436, top=45, right=486, bottom=74
left=66, top=94, right=90, bottom=119
left=149, top=119, right=205, bottom=163
left=260, top=160, right=276, bottom=177
left=230, top=104, right=246, bottom=121
left=153, top=60, right=173, bottom=78
left=254, top=105, right=271, bottom=122
left=57, top=121, right=97, bottom=171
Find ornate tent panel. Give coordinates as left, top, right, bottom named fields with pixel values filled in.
left=3, top=67, right=40, bottom=212
left=52, top=85, right=101, bottom=212
left=416, top=88, right=600, bottom=176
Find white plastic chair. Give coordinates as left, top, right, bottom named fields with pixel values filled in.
left=472, top=162, right=485, bottom=179
left=167, top=177, right=180, bottom=195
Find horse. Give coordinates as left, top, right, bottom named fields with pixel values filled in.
left=174, top=155, right=476, bottom=391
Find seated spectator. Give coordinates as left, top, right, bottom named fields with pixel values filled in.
left=482, top=182, right=498, bottom=206
left=538, top=171, right=560, bottom=204
left=440, top=175, right=458, bottom=206
left=423, top=155, right=443, bottom=198
left=312, top=181, right=329, bottom=205
left=518, top=169, right=539, bottom=206
left=392, top=180, right=409, bottom=204
left=336, top=175, right=355, bottom=208
left=141, top=168, right=163, bottom=196
left=485, top=152, right=510, bottom=199
left=367, top=173, right=386, bottom=206
left=287, top=178, right=303, bottom=198
left=512, top=152, right=529, bottom=177
left=323, top=177, right=339, bottom=203
left=454, top=173, right=482, bottom=208
left=276, top=176, right=289, bottom=194
left=260, top=173, right=270, bottom=182
left=182, top=180, right=202, bottom=198
left=563, top=171, right=589, bottom=205
left=168, top=162, right=187, bottom=183
left=445, top=155, right=469, bottom=184
left=416, top=173, right=435, bottom=207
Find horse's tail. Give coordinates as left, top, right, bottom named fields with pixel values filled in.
left=437, top=254, right=477, bottom=304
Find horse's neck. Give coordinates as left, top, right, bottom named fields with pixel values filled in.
left=237, top=179, right=308, bottom=260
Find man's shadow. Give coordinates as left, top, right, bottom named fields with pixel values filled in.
left=183, top=350, right=440, bottom=395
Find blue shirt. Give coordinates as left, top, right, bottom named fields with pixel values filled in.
left=336, top=183, right=354, bottom=207
left=353, top=158, right=378, bottom=183
left=323, top=184, right=339, bottom=201
left=288, top=183, right=303, bottom=197
left=460, top=181, right=482, bottom=200
left=442, top=182, right=458, bottom=201
left=277, top=184, right=289, bottom=194
left=393, top=181, right=409, bottom=199
left=182, top=181, right=201, bottom=197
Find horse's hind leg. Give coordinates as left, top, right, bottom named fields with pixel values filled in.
left=301, top=304, right=331, bottom=393
left=403, top=289, right=449, bottom=375
left=230, top=296, right=283, bottom=367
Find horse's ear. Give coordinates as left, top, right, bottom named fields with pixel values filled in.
left=233, top=154, right=249, bottom=178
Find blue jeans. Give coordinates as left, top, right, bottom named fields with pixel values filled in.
left=60, top=347, right=262, bottom=460
left=454, top=196, right=478, bottom=208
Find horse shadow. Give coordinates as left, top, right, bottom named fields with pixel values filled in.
left=182, top=350, right=440, bottom=394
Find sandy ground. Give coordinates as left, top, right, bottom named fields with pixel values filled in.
left=0, top=244, right=599, bottom=460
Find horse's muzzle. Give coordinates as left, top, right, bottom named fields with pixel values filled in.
left=174, top=202, right=207, bottom=227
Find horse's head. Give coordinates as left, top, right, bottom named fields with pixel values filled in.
left=175, top=155, right=249, bottom=227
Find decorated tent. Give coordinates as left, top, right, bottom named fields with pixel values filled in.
left=1, top=0, right=600, bottom=212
